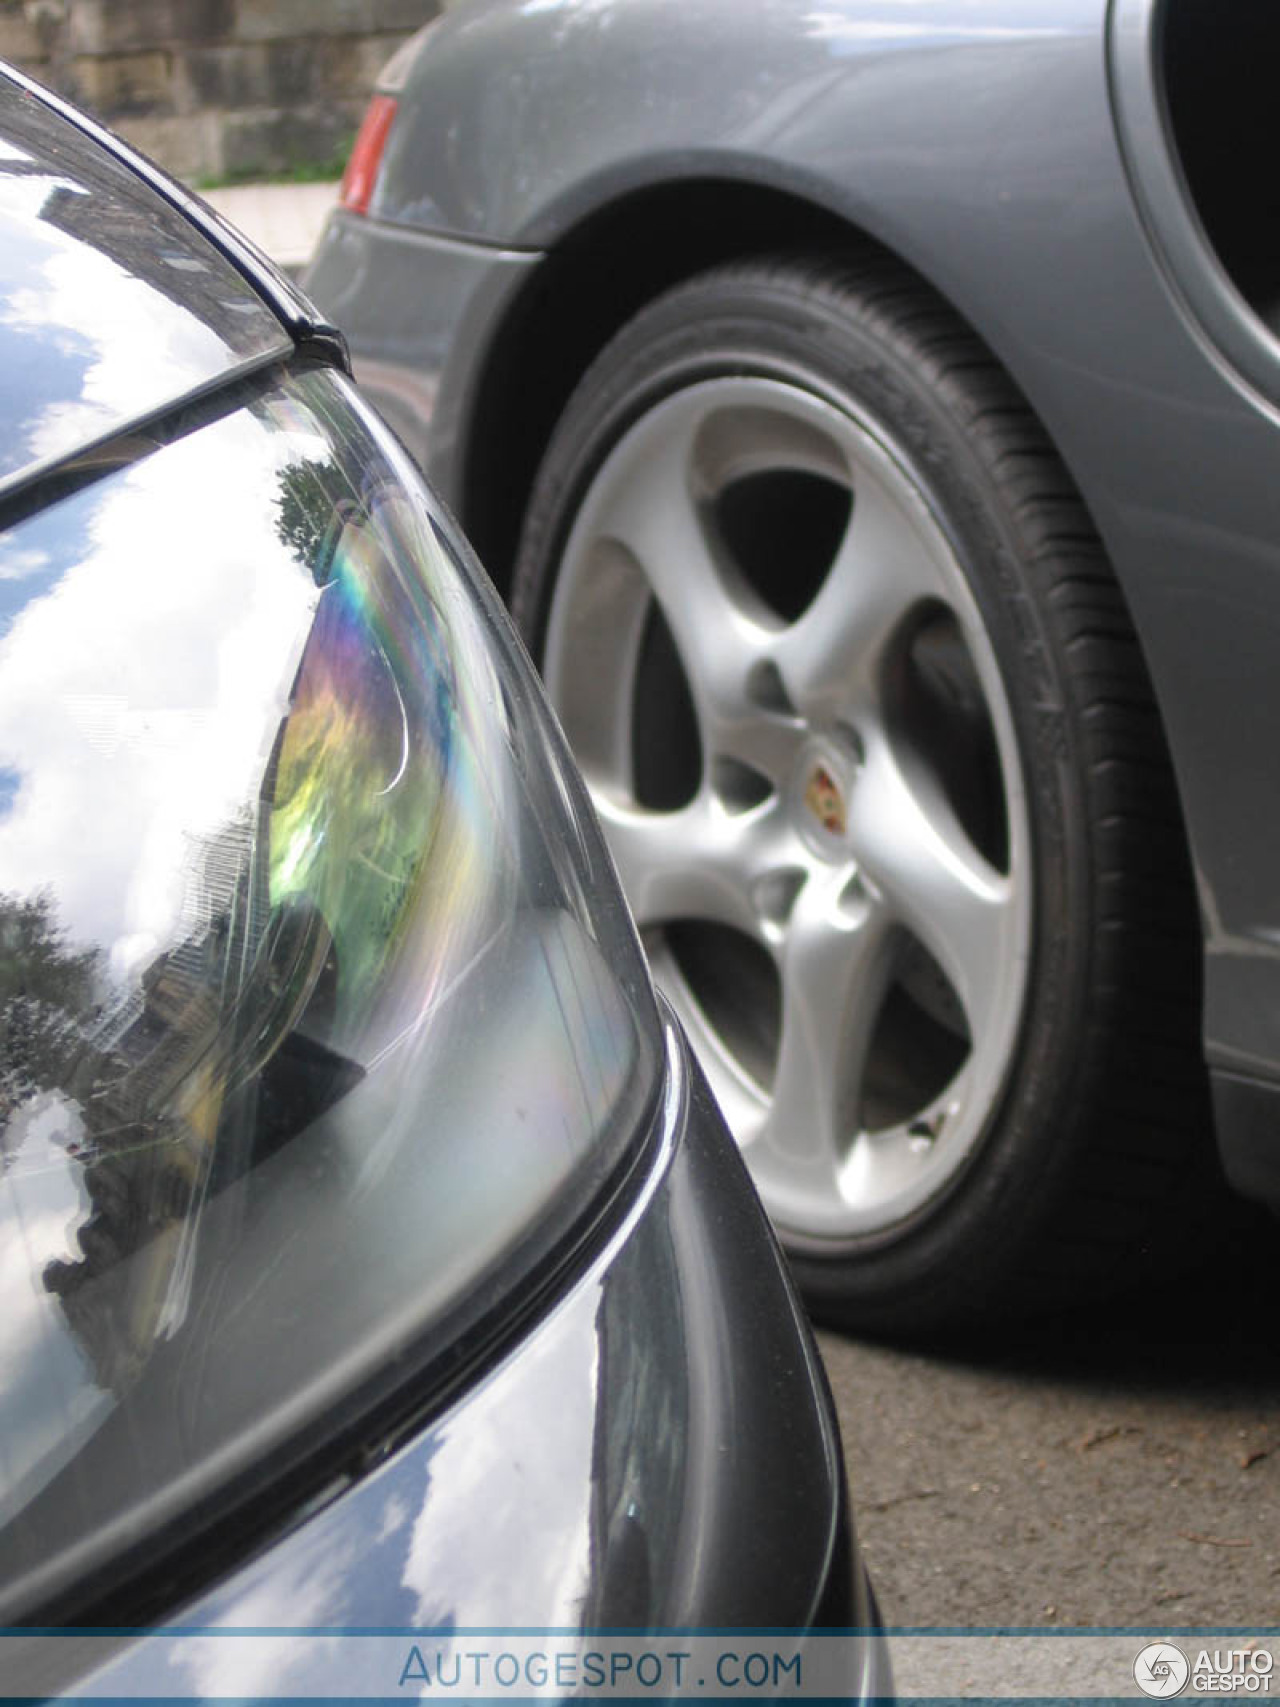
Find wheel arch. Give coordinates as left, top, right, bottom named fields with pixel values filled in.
left=456, top=175, right=865, bottom=598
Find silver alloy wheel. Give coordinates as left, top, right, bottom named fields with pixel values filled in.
left=543, top=377, right=1031, bottom=1244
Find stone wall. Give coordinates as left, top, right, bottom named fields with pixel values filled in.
left=0, top=0, right=440, bottom=182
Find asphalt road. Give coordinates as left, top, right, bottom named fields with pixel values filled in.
left=818, top=1232, right=1280, bottom=1629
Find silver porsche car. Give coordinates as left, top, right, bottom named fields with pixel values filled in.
left=308, top=0, right=1273, bottom=1332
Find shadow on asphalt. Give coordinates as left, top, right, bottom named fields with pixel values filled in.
left=829, top=1204, right=1279, bottom=1399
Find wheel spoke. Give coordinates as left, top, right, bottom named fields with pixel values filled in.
left=709, top=691, right=805, bottom=790
left=594, top=790, right=788, bottom=937
left=848, top=735, right=1016, bottom=1042
left=775, top=463, right=944, bottom=720
left=593, top=414, right=795, bottom=756
left=602, top=431, right=753, bottom=681
left=766, top=872, right=895, bottom=1166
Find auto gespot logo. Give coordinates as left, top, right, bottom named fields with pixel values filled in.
left=1135, top=1643, right=1275, bottom=1697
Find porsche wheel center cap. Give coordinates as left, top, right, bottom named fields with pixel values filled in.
left=792, top=741, right=856, bottom=860
left=805, top=761, right=846, bottom=835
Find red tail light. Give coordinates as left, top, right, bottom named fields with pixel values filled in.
left=340, top=94, right=398, bottom=216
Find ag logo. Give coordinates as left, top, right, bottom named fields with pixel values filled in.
left=1134, top=1643, right=1191, bottom=1698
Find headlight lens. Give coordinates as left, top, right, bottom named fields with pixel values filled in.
left=0, top=368, right=661, bottom=1619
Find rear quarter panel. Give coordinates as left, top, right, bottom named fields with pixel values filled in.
left=370, top=0, right=1280, bottom=1094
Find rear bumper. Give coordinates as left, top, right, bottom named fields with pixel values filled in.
left=305, top=207, right=539, bottom=507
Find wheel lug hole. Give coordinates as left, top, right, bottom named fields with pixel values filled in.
left=834, top=719, right=865, bottom=768
left=837, top=870, right=872, bottom=920
left=711, top=756, right=773, bottom=813
left=746, top=659, right=796, bottom=717
left=751, top=867, right=805, bottom=928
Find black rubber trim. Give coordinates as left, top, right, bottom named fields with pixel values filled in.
left=0, top=350, right=292, bottom=525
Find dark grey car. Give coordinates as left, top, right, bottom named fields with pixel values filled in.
left=308, top=0, right=1277, bottom=1333
left=0, top=65, right=881, bottom=1683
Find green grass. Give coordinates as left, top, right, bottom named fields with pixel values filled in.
left=191, top=138, right=353, bottom=192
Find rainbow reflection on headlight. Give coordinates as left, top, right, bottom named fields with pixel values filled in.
left=268, top=488, right=509, bottom=1061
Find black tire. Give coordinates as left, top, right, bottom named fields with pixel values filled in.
left=511, top=251, right=1217, bottom=1334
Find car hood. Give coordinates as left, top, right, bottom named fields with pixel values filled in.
left=0, top=70, right=289, bottom=499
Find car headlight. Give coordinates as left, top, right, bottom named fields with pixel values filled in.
left=0, top=367, right=662, bottom=1620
